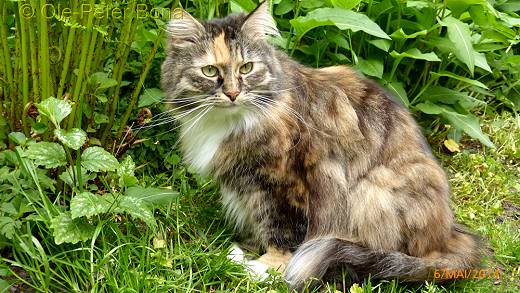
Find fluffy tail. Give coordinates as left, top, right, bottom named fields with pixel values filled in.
left=285, top=226, right=481, bottom=291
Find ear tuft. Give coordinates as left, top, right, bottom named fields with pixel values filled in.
left=241, top=1, right=280, bottom=39
left=166, top=10, right=205, bottom=48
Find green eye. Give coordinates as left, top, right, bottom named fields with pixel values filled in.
left=201, top=65, right=218, bottom=77
left=239, top=62, right=253, bottom=74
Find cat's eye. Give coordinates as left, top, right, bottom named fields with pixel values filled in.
left=239, top=62, right=253, bottom=74
left=201, top=65, right=218, bottom=77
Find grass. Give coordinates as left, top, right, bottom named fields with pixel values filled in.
left=4, top=112, right=518, bottom=292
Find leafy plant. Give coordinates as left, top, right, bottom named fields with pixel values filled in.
left=0, top=97, right=179, bottom=245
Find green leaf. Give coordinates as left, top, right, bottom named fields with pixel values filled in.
left=54, top=128, right=87, bottom=150
left=290, top=8, right=390, bottom=40
left=25, top=142, right=67, bottom=168
left=71, top=192, right=114, bottom=219
left=51, top=212, right=96, bottom=244
left=441, top=16, right=476, bottom=74
left=390, top=28, right=427, bottom=40
left=126, top=187, right=180, bottom=208
left=430, top=71, right=489, bottom=89
left=37, top=97, right=72, bottom=128
left=94, top=113, right=109, bottom=124
left=390, top=48, right=441, bottom=62
left=117, top=156, right=138, bottom=188
left=138, top=88, right=165, bottom=108
left=446, top=0, right=486, bottom=17
left=116, top=196, right=156, bottom=228
left=415, top=101, right=444, bottom=114
left=8, top=132, right=26, bottom=146
left=415, top=102, right=494, bottom=147
left=382, top=80, right=409, bottom=107
left=367, top=39, right=391, bottom=52
left=474, top=51, right=492, bottom=73
left=0, top=217, right=21, bottom=239
left=274, top=0, right=293, bottom=15
left=81, top=146, right=119, bottom=172
left=301, top=0, right=325, bottom=9
left=423, top=86, right=486, bottom=109
left=331, top=0, right=362, bottom=10
left=230, top=0, right=257, bottom=13
left=355, top=57, right=383, bottom=78
left=89, top=72, right=118, bottom=90
left=440, top=109, right=494, bottom=148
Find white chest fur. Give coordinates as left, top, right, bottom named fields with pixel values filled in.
left=179, top=107, right=259, bottom=175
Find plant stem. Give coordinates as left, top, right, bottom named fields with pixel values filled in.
left=101, top=1, right=138, bottom=144
left=17, top=2, right=30, bottom=135
left=67, top=0, right=95, bottom=129
left=116, top=31, right=163, bottom=141
left=38, top=0, right=51, bottom=100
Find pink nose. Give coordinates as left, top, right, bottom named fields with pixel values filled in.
left=224, top=90, right=240, bottom=101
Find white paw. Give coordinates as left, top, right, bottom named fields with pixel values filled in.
left=245, top=259, right=270, bottom=281
left=227, top=243, right=246, bottom=263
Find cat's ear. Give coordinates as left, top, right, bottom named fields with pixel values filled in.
left=166, top=9, right=205, bottom=48
left=241, top=1, right=280, bottom=39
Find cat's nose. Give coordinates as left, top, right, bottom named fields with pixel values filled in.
left=224, top=90, right=240, bottom=102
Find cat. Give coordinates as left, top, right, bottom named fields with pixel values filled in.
left=161, top=1, right=481, bottom=291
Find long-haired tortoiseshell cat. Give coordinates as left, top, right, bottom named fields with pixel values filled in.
left=161, top=2, right=481, bottom=291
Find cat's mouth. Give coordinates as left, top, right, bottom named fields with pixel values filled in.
left=214, top=102, right=239, bottom=108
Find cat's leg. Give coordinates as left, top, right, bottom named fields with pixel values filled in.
left=244, top=192, right=306, bottom=278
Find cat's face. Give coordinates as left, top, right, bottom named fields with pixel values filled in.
left=161, top=2, right=282, bottom=119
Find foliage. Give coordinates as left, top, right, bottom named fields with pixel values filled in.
left=0, top=97, right=179, bottom=248
left=0, top=0, right=519, bottom=292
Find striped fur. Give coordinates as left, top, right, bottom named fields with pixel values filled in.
left=161, top=1, right=482, bottom=290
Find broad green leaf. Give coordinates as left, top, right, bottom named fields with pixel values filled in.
left=290, top=8, right=390, bottom=40
left=415, top=102, right=494, bottom=147
left=415, top=101, right=444, bottom=114
left=116, top=196, right=156, bottom=228
left=8, top=132, right=26, bottom=146
left=390, top=48, right=441, bottom=62
left=274, top=0, right=293, bottom=15
left=446, top=0, right=486, bottom=17
left=301, top=0, right=325, bottom=9
left=383, top=80, right=409, bottom=106
left=474, top=51, right=492, bottom=73
left=390, top=28, right=427, bottom=40
left=37, top=97, right=72, bottom=128
left=94, top=113, right=109, bottom=124
left=54, top=128, right=87, bottom=150
left=367, top=39, right=391, bottom=52
left=230, top=0, right=257, bottom=13
left=0, top=217, right=21, bottom=239
left=90, top=72, right=118, bottom=90
left=423, top=86, right=486, bottom=109
left=431, top=71, right=489, bottom=89
left=50, top=212, right=96, bottom=244
left=138, top=88, right=165, bottom=108
left=81, top=146, right=119, bottom=172
left=355, top=57, right=383, bottom=78
left=440, top=109, right=494, bottom=148
left=407, top=1, right=433, bottom=9
left=117, top=156, right=138, bottom=188
left=25, top=142, right=67, bottom=168
left=71, top=192, right=114, bottom=219
left=331, top=0, right=361, bottom=10
left=442, top=16, right=476, bottom=74
left=126, top=187, right=180, bottom=208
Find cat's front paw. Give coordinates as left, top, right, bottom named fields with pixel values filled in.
left=244, top=259, right=270, bottom=281
left=227, top=243, right=246, bottom=263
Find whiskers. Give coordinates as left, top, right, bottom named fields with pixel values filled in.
left=248, top=93, right=331, bottom=138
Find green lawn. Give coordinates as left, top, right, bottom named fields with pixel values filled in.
left=1, top=115, right=519, bottom=292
